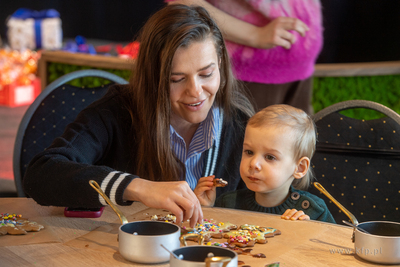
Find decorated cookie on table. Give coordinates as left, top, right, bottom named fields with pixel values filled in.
left=148, top=212, right=281, bottom=248
left=149, top=212, right=237, bottom=242
left=150, top=214, right=177, bottom=223
left=0, top=213, right=44, bottom=236
left=223, top=224, right=281, bottom=247
left=224, top=229, right=257, bottom=247
left=239, top=224, right=281, bottom=237
left=181, top=219, right=237, bottom=242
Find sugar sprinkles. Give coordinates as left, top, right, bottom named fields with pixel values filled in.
left=0, top=213, right=23, bottom=227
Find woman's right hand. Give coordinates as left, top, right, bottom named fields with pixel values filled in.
left=123, top=178, right=203, bottom=227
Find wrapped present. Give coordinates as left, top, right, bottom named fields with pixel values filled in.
left=0, top=77, right=41, bottom=107
left=7, top=8, right=62, bottom=50
left=0, top=49, right=41, bottom=107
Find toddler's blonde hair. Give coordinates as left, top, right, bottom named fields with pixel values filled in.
left=247, top=104, right=316, bottom=190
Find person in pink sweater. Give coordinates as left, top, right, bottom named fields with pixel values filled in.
left=167, top=0, right=323, bottom=113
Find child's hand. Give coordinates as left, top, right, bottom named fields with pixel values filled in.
left=281, top=209, right=310, bottom=221
left=193, top=175, right=216, bottom=207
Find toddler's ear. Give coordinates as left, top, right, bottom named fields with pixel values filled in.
left=293, top=157, right=310, bottom=179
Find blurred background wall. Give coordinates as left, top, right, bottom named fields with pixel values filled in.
left=1, top=0, right=400, bottom=64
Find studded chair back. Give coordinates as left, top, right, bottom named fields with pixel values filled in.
left=309, top=100, right=400, bottom=224
left=13, top=70, right=129, bottom=197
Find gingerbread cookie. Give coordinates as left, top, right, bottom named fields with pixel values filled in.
left=150, top=214, right=177, bottom=223
left=182, top=219, right=237, bottom=242
left=239, top=224, right=281, bottom=237
left=223, top=224, right=281, bottom=247
left=213, top=178, right=228, bottom=187
left=0, top=213, right=44, bottom=236
left=224, top=230, right=257, bottom=247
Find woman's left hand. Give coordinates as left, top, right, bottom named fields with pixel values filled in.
left=281, top=209, right=310, bottom=221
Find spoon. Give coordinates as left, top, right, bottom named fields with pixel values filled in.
left=313, top=182, right=359, bottom=225
left=342, top=220, right=371, bottom=235
left=89, top=180, right=128, bottom=225
left=160, top=244, right=183, bottom=260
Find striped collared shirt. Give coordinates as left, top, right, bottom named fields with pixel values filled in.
left=170, top=106, right=221, bottom=190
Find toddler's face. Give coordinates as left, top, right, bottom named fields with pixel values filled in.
left=240, top=125, right=298, bottom=196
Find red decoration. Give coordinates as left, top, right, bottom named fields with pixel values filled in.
left=116, top=41, right=140, bottom=59
left=0, top=77, right=41, bottom=107
left=0, top=49, right=41, bottom=107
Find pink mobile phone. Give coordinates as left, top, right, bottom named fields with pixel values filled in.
left=64, top=207, right=104, bottom=218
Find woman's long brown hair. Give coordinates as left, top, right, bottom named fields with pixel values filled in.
left=124, top=4, right=254, bottom=181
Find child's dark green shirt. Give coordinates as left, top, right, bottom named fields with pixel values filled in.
left=215, top=186, right=336, bottom=223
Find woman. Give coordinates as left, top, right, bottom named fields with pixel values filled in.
left=23, top=4, right=254, bottom=227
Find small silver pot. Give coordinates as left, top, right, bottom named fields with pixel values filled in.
left=119, top=221, right=181, bottom=264
left=170, top=246, right=238, bottom=267
left=314, top=183, right=400, bottom=264
left=169, top=234, right=238, bottom=267
left=89, top=180, right=181, bottom=264
left=354, top=221, right=400, bottom=264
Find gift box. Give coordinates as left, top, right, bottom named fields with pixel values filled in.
left=7, top=8, right=62, bottom=50
left=0, top=77, right=41, bottom=107
left=0, top=49, right=41, bottom=107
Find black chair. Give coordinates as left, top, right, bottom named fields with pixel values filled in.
left=13, top=69, right=129, bottom=197
left=310, top=100, right=400, bottom=224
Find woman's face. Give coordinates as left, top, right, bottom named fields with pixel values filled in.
left=169, top=37, right=220, bottom=131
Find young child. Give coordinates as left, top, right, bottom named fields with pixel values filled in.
left=194, top=104, right=335, bottom=223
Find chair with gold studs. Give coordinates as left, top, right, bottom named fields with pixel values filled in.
left=309, top=100, right=400, bottom=224
left=13, top=69, right=128, bottom=197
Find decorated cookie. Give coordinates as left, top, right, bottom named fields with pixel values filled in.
left=213, top=178, right=228, bottom=187
left=147, top=212, right=281, bottom=249
left=224, top=230, right=257, bottom=247
left=150, top=214, right=177, bottom=223
left=239, top=224, right=281, bottom=237
left=223, top=224, right=281, bottom=247
left=0, top=213, right=44, bottom=236
left=182, top=219, right=237, bottom=242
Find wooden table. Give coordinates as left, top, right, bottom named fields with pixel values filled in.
left=0, top=198, right=397, bottom=267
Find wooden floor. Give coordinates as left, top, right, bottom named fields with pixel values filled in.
left=0, top=104, right=28, bottom=197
